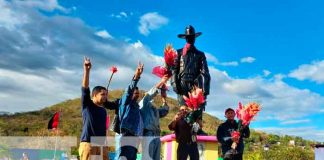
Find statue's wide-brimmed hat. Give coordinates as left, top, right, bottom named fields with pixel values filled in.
left=177, top=25, right=202, bottom=39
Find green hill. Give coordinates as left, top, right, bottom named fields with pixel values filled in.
left=0, top=90, right=316, bottom=159
left=0, top=90, right=221, bottom=137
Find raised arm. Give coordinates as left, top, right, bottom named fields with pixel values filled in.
left=158, top=78, right=169, bottom=117
left=168, top=113, right=181, bottom=131
left=82, top=57, right=91, bottom=89
left=158, top=102, right=169, bottom=118
left=81, top=57, right=92, bottom=108
left=134, top=62, right=144, bottom=80
left=104, top=99, right=120, bottom=110
left=139, top=75, right=169, bottom=109
left=120, top=62, right=144, bottom=106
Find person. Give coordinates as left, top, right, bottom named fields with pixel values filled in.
left=168, top=106, right=199, bottom=160
left=79, top=57, right=109, bottom=160
left=171, top=25, right=210, bottom=107
left=118, top=62, right=144, bottom=160
left=139, top=75, right=170, bottom=160
left=216, top=108, right=250, bottom=160
left=21, top=152, right=29, bottom=160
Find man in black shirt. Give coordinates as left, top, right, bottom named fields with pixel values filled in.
left=217, top=108, right=250, bottom=160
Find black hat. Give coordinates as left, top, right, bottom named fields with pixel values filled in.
left=225, top=108, right=235, bottom=114
left=177, top=25, right=202, bottom=39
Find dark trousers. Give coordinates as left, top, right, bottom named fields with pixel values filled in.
left=119, top=131, right=139, bottom=160
left=223, top=153, right=243, bottom=160
left=119, top=145, right=137, bottom=160
left=235, top=153, right=243, bottom=160
left=177, top=142, right=199, bottom=160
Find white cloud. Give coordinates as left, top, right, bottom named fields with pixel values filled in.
left=219, top=61, right=239, bottom=66
left=274, top=74, right=286, bottom=81
left=132, top=40, right=144, bottom=49
left=263, top=70, right=271, bottom=77
left=110, top=11, right=130, bottom=20
left=289, top=60, right=324, bottom=84
left=223, top=79, right=273, bottom=99
left=95, top=30, right=113, bottom=39
left=0, top=1, right=162, bottom=112
left=204, top=54, right=256, bottom=67
left=0, top=0, right=29, bottom=30
left=280, top=119, right=311, bottom=125
left=205, top=52, right=219, bottom=64
left=138, top=12, right=169, bottom=36
left=240, top=56, right=256, bottom=63
left=120, top=12, right=127, bottom=18
left=0, top=68, right=79, bottom=112
left=15, top=0, right=68, bottom=12
left=205, top=53, right=239, bottom=67
left=205, top=68, right=324, bottom=122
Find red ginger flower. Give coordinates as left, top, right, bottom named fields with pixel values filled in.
left=231, top=130, right=241, bottom=140
left=246, top=102, right=261, bottom=116
left=107, top=66, right=118, bottom=89
left=183, top=88, right=205, bottom=110
left=236, top=102, right=261, bottom=126
left=164, top=44, right=177, bottom=67
left=110, top=66, right=118, bottom=73
left=152, top=66, right=172, bottom=78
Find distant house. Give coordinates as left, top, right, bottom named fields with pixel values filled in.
left=0, top=111, right=11, bottom=116
left=263, top=144, right=270, bottom=151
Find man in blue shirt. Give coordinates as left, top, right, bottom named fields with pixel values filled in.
left=118, top=62, right=144, bottom=160
left=140, top=75, right=169, bottom=160
left=79, top=57, right=109, bottom=160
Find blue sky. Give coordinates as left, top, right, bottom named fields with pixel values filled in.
left=0, top=0, right=323, bottom=142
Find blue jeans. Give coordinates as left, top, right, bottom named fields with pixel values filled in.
left=142, top=130, right=161, bottom=160
left=114, top=134, right=121, bottom=160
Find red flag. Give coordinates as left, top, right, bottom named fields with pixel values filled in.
left=48, top=112, right=60, bottom=130
left=106, top=115, right=110, bottom=130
